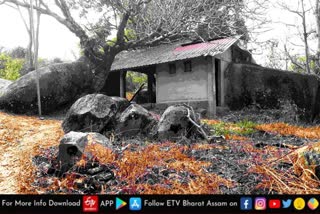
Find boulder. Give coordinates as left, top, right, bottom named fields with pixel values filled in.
left=116, top=104, right=157, bottom=137
left=157, top=105, right=200, bottom=140
left=62, top=94, right=129, bottom=133
left=0, top=60, right=96, bottom=114
left=0, top=78, right=12, bottom=94
left=57, top=132, right=113, bottom=173
left=108, top=96, right=130, bottom=112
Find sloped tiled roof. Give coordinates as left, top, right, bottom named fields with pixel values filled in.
left=111, top=37, right=239, bottom=71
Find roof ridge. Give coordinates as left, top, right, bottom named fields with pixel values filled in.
left=112, top=37, right=240, bottom=71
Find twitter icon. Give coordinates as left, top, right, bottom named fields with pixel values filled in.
left=282, top=199, right=292, bottom=208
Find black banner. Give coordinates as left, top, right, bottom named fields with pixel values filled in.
left=0, top=195, right=318, bottom=213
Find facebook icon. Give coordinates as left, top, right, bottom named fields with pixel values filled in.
left=240, top=197, right=252, bottom=210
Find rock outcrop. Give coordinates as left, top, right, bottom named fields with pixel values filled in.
left=57, top=132, right=114, bottom=172
left=0, top=60, right=95, bottom=113
left=0, top=78, right=12, bottom=94
left=116, top=104, right=157, bottom=137
left=62, top=94, right=129, bottom=133
left=157, top=105, right=200, bottom=140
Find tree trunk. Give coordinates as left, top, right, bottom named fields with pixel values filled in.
left=316, top=0, right=320, bottom=73
left=91, top=54, right=115, bottom=92
left=302, top=0, right=310, bottom=73
left=26, top=5, right=34, bottom=70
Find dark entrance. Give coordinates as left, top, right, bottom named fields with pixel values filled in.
left=101, top=72, right=121, bottom=96
left=118, top=65, right=156, bottom=103
left=215, top=58, right=221, bottom=106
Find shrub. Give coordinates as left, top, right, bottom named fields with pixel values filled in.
left=0, top=53, right=23, bottom=80
left=126, top=71, right=147, bottom=91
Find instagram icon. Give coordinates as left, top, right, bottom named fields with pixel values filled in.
left=255, top=197, right=267, bottom=210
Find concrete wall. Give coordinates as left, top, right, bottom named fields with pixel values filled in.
left=226, top=63, right=320, bottom=121
left=156, top=57, right=208, bottom=103
left=156, top=48, right=233, bottom=111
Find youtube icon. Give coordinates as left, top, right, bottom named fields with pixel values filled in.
left=269, top=199, right=281, bottom=209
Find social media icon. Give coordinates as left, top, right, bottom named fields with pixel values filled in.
left=294, top=197, right=305, bottom=210
left=269, top=199, right=281, bottom=209
left=255, top=197, right=266, bottom=210
left=240, top=197, right=252, bottom=210
left=116, top=197, right=127, bottom=210
left=308, top=198, right=319, bottom=210
left=282, top=199, right=292, bottom=208
left=82, top=196, right=99, bottom=212
left=129, top=197, right=142, bottom=211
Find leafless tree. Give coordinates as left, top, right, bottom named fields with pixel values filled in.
left=0, top=0, right=40, bottom=71
left=279, top=0, right=315, bottom=73
left=262, top=39, right=289, bottom=70
left=314, top=0, right=320, bottom=73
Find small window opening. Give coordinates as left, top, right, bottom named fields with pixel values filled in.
left=184, top=60, right=192, bottom=72
left=169, top=63, right=176, bottom=74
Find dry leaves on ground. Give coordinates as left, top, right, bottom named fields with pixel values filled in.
left=1, top=113, right=320, bottom=194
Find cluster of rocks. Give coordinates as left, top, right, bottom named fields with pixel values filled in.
left=57, top=93, right=204, bottom=174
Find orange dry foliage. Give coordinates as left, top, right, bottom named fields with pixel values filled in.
left=225, top=135, right=249, bottom=141
left=252, top=164, right=320, bottom=194
left=126, top=92, right=134, bottom=101
left=0, top=109, right=233, bottom=194
left=84, top=135, right=116, bottom=163
left=256, top=123, right=320, bottom=139
left=111, top=142, right=234, bottom=194
left=201, top=119, right=221, bottom=125
left=248, top=141, right=320, bottom=194
left=0, top=112, right=63, bottom=194
left=191, top=143, right=228, bottom=150
left=54, top=141, right=234, bottom=194
left=4, top=111, right=320, bottom=195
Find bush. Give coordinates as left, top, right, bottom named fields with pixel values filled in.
left=126, top=71, right=147, bottom=91
left=0, top=53, right=23, bottom=80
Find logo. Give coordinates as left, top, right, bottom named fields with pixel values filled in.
left=308, top=198, right=319, bottom=210
left=129, top=197, right=142, bottom=211
left=255, top=197, right=266, bottom=210
left=294, top=197, right=305, bottom=210
left=282, top=199, right=292, bottom=208
left=116, top=197, right=127, bottom=210
left=240, top=197, right=252, bottom=210
left=83, top=196, right=99, bottom=212
left=269, top=199, right=281, bottom=209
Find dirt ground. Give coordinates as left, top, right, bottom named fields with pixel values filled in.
left=0, top=112, right=63, bottom=193
left=1, top=108, right=320, bottom=194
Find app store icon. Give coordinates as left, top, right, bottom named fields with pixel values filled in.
left=129, top=197, right=142, bottom=211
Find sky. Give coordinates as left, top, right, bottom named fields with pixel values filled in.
left=0, top=5, right=80, bottom=61
left=0, top=1, right=316, bottom=66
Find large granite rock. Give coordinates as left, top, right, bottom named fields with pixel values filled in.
left=226, top=64, right=320, bottom=122
left=0, top=60, right=95, bottom=113
left=157, top=105, right=200, bottom=140
left=57, top=131, right=114, bottom=173
left=116, top=104, right=157, bottom=137
left=62, top=94, right=129, bottom=133
left=0, top=78, right=12, bottom=94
